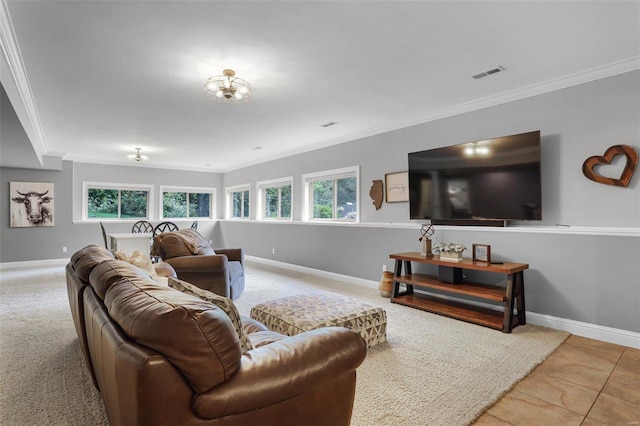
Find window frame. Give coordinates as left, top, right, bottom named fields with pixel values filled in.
left=256, top=177, right=293, bottom=221
left=82, top=181, right=154, bottom=222
left=302, top=166, right=359, bottom=222
left=159, top=185, right=216, bottom=220
left=225, top=183, right=251, bottom=219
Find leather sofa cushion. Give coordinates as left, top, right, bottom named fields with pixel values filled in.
left=91, top=260, right=242, bottom=394
left=70, top=244, right=115, bottom=282
left=89, top=259, right=154, bottom=300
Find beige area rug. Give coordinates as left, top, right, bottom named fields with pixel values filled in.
left=0, top=261, right=569, bottom=426
left=0, top=266, right=108, bottom=426
left=237, top=262, right=570, bottom=426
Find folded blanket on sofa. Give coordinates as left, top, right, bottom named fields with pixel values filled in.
left=172, top=229, right=210, bottom=254
left=151, top=228, right=211, bottom=259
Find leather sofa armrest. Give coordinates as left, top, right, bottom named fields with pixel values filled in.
left=164, top=255, right=229, bottom=273
left=213, top=248, right=243, bottom=264
left=241, top=316, right=269, bottom=334
left=192, top=327, right=366, bottom=419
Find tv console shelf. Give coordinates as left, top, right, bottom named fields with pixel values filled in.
left=389, top=252, right=529, bottom=333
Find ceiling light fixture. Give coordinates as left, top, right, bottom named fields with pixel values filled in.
left=204, top=69, right=252, bottom=103
left=128, top=147, right=148, bottom=162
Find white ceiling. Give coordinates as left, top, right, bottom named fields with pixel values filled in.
left=1, top=0, right=639, bottom=172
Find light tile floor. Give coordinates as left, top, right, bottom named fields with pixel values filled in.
left=473, top=335, right=640, bottom=426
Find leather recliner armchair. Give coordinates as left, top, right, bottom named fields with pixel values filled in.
left=151, top=229, right=244, bottom=300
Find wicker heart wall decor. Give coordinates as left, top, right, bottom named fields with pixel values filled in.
left=582, top=144, right=638, bottom=188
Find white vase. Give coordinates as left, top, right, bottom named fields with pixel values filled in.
left=439, top=252, right=463, bottom=262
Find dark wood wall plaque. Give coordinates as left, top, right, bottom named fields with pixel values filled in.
left=369, top=180, right=383, bottom=210
left=582, top=144, right=638, bottom=188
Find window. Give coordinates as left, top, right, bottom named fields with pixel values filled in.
left=226, top=184, right=250, bottom=219
left=83, top=182, right=153, bottom=221
left=302, top=166, right=359, bottom=222
left=160, top=186, right=215, bottom=219
left=257, top=177, right=293, bottom=220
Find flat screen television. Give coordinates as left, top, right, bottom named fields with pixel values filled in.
left=408, top=130, right=542, bottom=225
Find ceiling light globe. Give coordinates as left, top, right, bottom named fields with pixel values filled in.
left=235, top=92, right=243, bottom=100
left=215, top=90, right=224, bottom=98
left=464, top=147, right=474, bottom=155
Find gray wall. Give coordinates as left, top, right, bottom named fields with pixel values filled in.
left=219, top=71, right=640, bottom=333
left=1, top=161, right=222, bottom=262
left=1, top=71, right=638, bottom=334
left=1, top=161, right=74, bottom=262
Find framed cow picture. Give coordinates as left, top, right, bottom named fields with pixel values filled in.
left=10, top=182, right=55, bottom=227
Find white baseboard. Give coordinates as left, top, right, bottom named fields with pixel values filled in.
left=526, top=312, right=640, bottom=349
left=247, top=255, right=640, bottom=349
left=0, top=258, right=69, bottom=270
left=246, top=255, right=379, bottom=289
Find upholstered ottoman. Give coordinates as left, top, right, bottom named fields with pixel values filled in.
left=250, top=291, right=387, bottom=347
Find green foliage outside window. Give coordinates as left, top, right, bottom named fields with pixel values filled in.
left=121, top=191, right=148, bottom=218
left=280, top=185, right=291, bottom=218
left=232, top=190, right=249, bottom=218
left=265, top=187, right=278, bottom=218
left=164, top=191, right=211, bottom=218
left=242, top=191, right=249, bottom=218
left=189, top=193, right=211, bottom=218
left=88, top=188, right=147, bottom=219
left=163, top=192, right=187, bottom=218
left=264, top=185, right=291, bottom=219
left=312, top=177, right=356, bottom=219
left=313, top=180, right=333, bottom=218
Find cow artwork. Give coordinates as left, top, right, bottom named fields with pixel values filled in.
left=10, top=182, right=55, bottom=227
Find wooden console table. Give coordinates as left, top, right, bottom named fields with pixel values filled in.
left=389, top=252, right=529, bottom=333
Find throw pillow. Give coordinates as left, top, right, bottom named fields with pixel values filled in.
left=114, top=250, right=156, bottom=277
left=168, top=277, right=253, bottom=353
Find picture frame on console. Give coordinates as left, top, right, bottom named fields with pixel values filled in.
left=472, top=244, right=491, bottom=263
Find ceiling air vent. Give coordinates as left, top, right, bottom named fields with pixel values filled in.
left=472, top=66, right=505, bottom=80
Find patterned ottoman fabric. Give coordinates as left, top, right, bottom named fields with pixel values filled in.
left=250, top=291, right=387, bottom=348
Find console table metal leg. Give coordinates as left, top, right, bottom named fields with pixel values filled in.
left=391, top=259, right=402, bottom=299
left=403, top=261, right=414, bottom=295
left=391, top=259, right=413, bottom=299
left=515, top=271, right=526, bottom=325
left=503, top=274, right=516, bottom=333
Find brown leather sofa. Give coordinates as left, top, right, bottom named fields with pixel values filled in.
left=151, top=229, right=244, bottom=300
left=66, top=245, right=367, bottom=426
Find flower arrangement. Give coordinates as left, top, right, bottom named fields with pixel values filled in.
left=432, top=242, right=467, bottom=253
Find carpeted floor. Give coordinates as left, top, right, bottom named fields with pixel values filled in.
left=0, top=261, right=569, bottom=425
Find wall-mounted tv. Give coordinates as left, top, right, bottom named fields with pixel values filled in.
left=408, top=130, right=542, bottom=225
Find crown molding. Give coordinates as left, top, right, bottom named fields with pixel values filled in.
left=0, top=0, right=47, bottom=165
left=224, top=56, right=640, bottom=173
